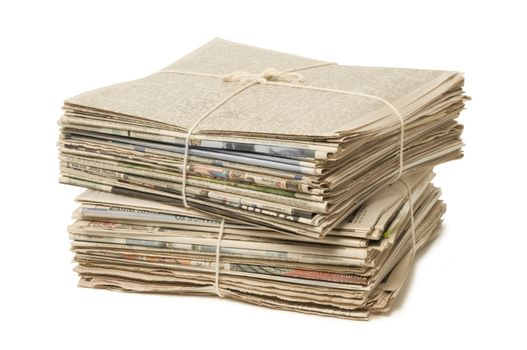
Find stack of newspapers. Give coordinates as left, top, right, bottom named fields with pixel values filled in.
left=59, top=38, right=467, bottom=320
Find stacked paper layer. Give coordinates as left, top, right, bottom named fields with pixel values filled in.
left=59, top=38, right=466, bottom=238
left=58, top=38, right=466, bottom=319
left=70, top=171, right=443, bottom=320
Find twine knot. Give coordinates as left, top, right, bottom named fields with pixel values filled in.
left=222, top=68, right=304, bottom=84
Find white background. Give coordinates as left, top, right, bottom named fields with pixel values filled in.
left=1, top=1, right=525, bottom=348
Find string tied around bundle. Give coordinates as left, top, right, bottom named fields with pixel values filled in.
left=160, top=62, right=417, bottom=297
left=214, top=218, right=226, bottom=298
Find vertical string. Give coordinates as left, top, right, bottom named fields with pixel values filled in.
left=400, top=179, right=416, bottom=260
left=214, top=218, right=226, bottom=297
left=180, top=81, right=257, bottom=208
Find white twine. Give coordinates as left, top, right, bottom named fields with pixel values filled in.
left=161, top=62, right=416, bottom=296
left=400, top=179, right=417, bottom=261
left=214, top=218, right=226, bottom=297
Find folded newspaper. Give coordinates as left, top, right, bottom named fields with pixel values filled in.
left=69, top=171, right=443, bottom=320
left=59, top=38, right=466, bottom=238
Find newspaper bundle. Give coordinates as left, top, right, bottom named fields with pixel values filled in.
left=70, top=171, right=443, bottom=320
left=59, top=38, right=466, bottom=238
left=58, top=39, right=466, bottom=319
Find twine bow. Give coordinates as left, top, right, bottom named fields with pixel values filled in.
left=222, top=68, right=305, bottom=84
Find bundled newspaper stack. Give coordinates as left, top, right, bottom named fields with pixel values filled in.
left=59, top=39, right=467, bottom=319
left=70, top=171, right=442, bottom=319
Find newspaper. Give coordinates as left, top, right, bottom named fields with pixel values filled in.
left=58, top=38, right=467, bottom=238
left=68, top=171, right=445, bottom=320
